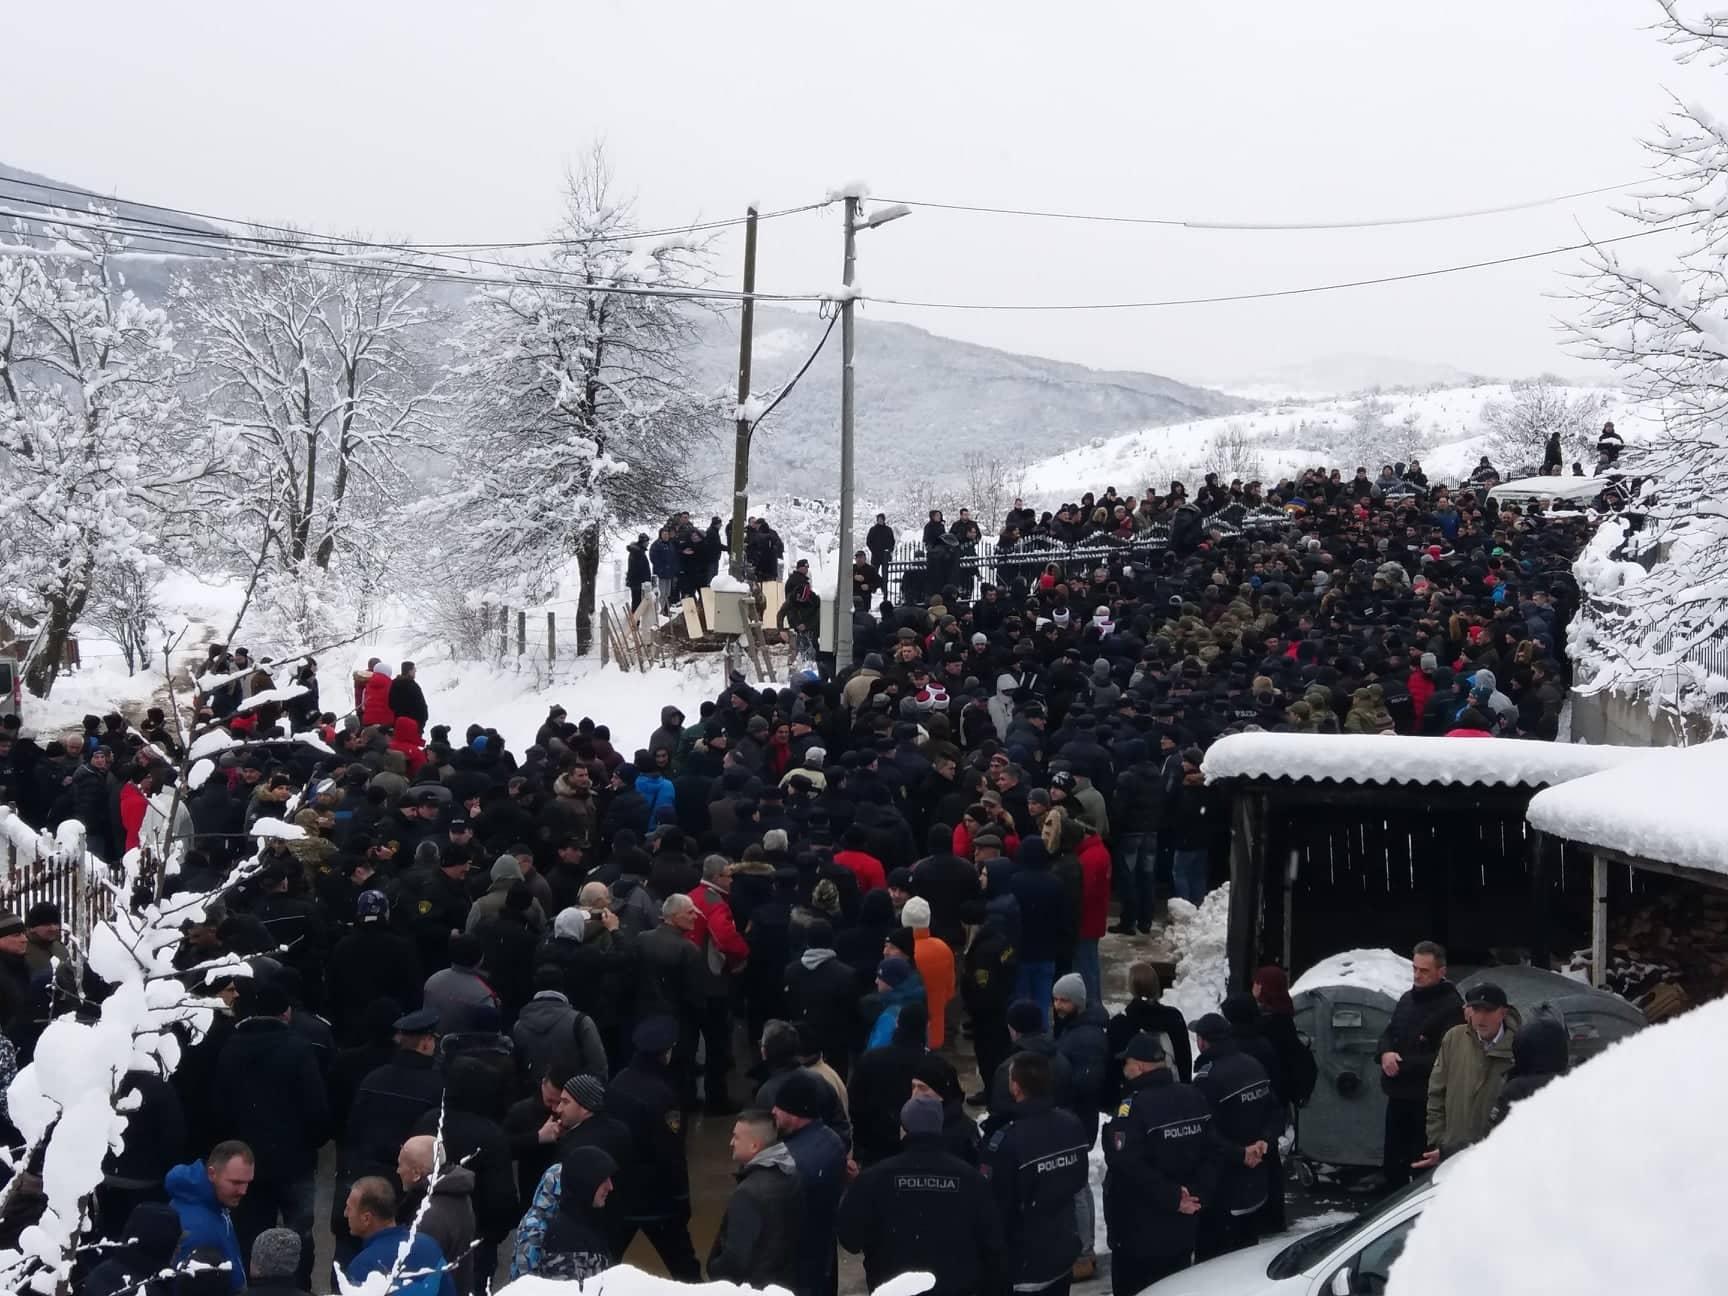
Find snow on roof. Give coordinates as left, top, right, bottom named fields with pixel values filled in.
left=1290, top=948, right=1413, bottom=1000
left=1387, top=993, right=1728, bottom=1294
left=1526, top=740, right=1728, bottom=878
left=1202, top=732, right=1654, bottom=789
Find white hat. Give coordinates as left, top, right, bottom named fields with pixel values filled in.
left=902, top=896, right=932, bottom=929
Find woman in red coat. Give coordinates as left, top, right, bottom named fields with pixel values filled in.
left=1075, top=829, right=1112, bottom=1007
left=360, top=663, right=396, bottom=728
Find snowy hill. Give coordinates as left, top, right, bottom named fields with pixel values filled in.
left=1194, top=353, right=1493, bottom=400
left=1013, top=383, right=1652, bottom=501
left=682, top=306, right=1243, bottom=495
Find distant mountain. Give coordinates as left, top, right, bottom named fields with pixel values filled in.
left=1196, top=352, right=1491, bottom=400
left=1, top=162, right=1240, bottom=498
left=684, top=306, right=1243, bottom=495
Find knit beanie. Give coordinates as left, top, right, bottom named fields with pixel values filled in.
left=1052, top=972, right=1088, bottom=1009
left=250, top=1229, right=301, bottom=1281
left=901, top=896, right=932, bottom=930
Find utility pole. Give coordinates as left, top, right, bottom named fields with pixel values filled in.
left=834, top=195, right=859, bottom=666
left=728, top=207, right=759, bottom=579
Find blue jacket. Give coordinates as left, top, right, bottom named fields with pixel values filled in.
left=649, top=539, right=678, bottom=578
left=866, top=972, right=926, bottom=1049
left=165, top=1161, right=244, bottom=1291
left=347, top=1225, right=458, bottom=1296
left=634, top=773, right=677, bottom=830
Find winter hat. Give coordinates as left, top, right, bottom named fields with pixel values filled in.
left=1052, top=972, right=1088, bottom=1009
left=1006, top=999, right=1044, bottom=1035
left=562, top=1073, right=607, bottom=1113
left=1420, top=652, right=1438, bottom=672
left=491, top=853, right=524, bottom=882
left=886, top=928, right=915, bottom=959
left=900, top=1096, right=944, bottom=1138
left=877, top=956, right=912, bottom=988
left=25, top=902, right=58, bottom=927
left=901, top=896, right=932, bottom=930
left=0, top=914, right=29, bottom=938
left=1052, top=607, right=1072, bottom=627
left=971, top=633, right=989, bottom=647
left=1220, top=991, right=1259, bottom=1026
left=250, top=1228, right=301, bottom=1281
left=553, top=907, right=588, bottom=942
left=773, top=1070, right=830, bottom=1120
left=747, top=715, right=770, bottom=735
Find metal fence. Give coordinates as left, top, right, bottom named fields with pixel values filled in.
left=0, top=824, right=117, bottom=963
left=878, top=504, right=1289, bottom=604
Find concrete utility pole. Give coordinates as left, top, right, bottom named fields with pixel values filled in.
left=832, top=197, right=908, bottom=669
left=834, top=195, right=859, bottom=665
left=728, top=207, right=759, bottom=579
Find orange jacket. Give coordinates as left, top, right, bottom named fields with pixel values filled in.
left=911, top=927, right=956, bottom=1049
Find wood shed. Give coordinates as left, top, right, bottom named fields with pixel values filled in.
left=1200, top=732, right=1655, bottom=987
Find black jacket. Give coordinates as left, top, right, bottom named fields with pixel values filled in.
left=605, top=1055, right=688, bottom=1220
left=707, top=1144, right=802, bottom=1289
left=782, top=951, right=858, bottom=1074
left=1193, top=1039, right=1285, bottom=1215
left=979, top=1098, right=1089, bottom=1291
left=212, top=1017, right=330, bottom=1181
left=387, top=675, right=430, bottom=728
left=1102, top=1068, right=1223, bottom=1259
left=1106, top=999, right=1193, bottom=1088
left=836, top=1134, right=1002, bottom=1296
left=910, top=853, right=978, bottom=949
left=341, top=1048, right=444, bottom=1180
left=325, top=925, right=423, bottom=1046
left=1054, top=1002, right=1112, bottom=1145
left=847, top=1039, right=927, bottom=1167
left=409, top=1106, right=519, bottom=1243
left=1375, top=979, right=1465, bottom=1102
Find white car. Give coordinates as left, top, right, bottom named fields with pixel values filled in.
left=1142, top=1156, right=1460, bottom=1296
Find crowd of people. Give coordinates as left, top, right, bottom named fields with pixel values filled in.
left=0, top=452, right=1601, bottom=1296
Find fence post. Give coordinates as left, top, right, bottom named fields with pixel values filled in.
left=498, top=607, right=509, bottom=660
left=480, top=603, right=491, bottom=649
left=517, top=610, right=527, bottom=658
left=547, top=612, right=556, bottom=666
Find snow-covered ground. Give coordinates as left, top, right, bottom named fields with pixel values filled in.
left=1013, top=383, right=1652, bottom=502
left=16, top=568, right=761, bottom=759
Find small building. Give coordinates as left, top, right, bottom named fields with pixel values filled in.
left=1526, top=740, right=1728, bottom=1004
left=1201, top=732, right=1655, bottom=987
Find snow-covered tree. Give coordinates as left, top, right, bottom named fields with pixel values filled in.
left=1479, top=380, right=1602, bottom=473
left=1567, top=1, right=1728, bottom=712
left=173, top=248, right=440, bottom=641
left=431, top=151, right=720, bottom=654
left=0, top=210, right=220, bottom=696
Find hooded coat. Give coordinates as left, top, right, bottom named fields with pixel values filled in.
left=707, top=1142, right=803, bottom=1289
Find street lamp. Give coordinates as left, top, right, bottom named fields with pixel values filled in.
left=834, top=197, right=910, bottom=669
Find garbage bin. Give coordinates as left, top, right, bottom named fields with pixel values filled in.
left=1290, top=949, right=1411, bottom=1177
left=1458, top=966, right=1645, bottom=1067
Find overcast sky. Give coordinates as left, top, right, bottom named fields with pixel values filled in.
left=1, top=0, right=1711, bottom=386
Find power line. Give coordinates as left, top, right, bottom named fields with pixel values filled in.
left=0, top=184, right=801, bottom=290
left=748, top=313, right=839, bottom=435
left=876, top=179, right=1648, bottom=232
left=0, top=204, right=832, bottom=305
left=0, top=172, right=828, bottom=250
left=865, top=220, right=1691, bottom=312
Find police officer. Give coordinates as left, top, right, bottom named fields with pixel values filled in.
left=335, top=1007, right=445, bottom=1263
left=397, top=847, right=473, bottom=974
left=980, top=1052, right=1089, bottom=1296
left=838, top=1095, right=1002, bottom=1296
left=1190, top=1013, right=1285, bottom=1261
left=1102, top=1034, right=1221, bottom=1293
left=603, top=1016, right=700, bottom=1281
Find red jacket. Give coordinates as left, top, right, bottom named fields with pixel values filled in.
left=119, top=781, right=149, bottom=853
left=689, top=881, right=750, bottom=966
left=361, top=671, right=395, bottom=727
left=1078, top=833, right=1113, bottom=940
left=388, top=716, right=428, bottom=777
left=833, top=848, right=886, bottom=894
left=1407, top=668, right=1435, bottom=720
left=1444, top=727, right=1494, bottom=738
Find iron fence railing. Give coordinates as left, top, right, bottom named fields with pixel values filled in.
left=877, top=504, right=1289, bottom=604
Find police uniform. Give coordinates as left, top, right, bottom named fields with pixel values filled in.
left=603, top=1017, right=700, bottom=1282
left=1191, top=1015, right=1287, bottom=1260
left=980, top=1096, right=1089, bottom=1295
left=1102, top=1035, right=1222, bottom=1294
